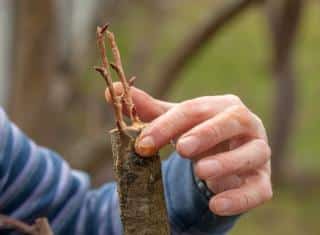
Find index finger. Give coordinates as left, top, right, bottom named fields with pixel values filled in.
left=105, top=82, right=175, bottom=122
left=135, top=96, right=241, bottom=156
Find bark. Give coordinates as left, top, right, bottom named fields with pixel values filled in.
left=153, top=0, right=260, bottom=99
left=110, top=127, right=170, bottom=235
left=95, top=26, right=170, bottom=234
left=266, top=0, right=303, bottom=183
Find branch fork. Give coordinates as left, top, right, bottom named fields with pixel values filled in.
left=95, top=23, right=141, bottom=132
left=95, top=23, right=170, bottom=235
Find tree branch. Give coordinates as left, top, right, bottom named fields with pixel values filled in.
left=95, top=24, right=126, bottom=131
left=107, top=31, right=140, bottom=123
left=153, top=0, right=261, bottom=99
left=0, top=215, right=53, bottom=235
left=266, top=0, right=304, bottom=184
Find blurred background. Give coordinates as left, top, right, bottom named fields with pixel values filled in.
left=0, top=0, right=319, bottom=234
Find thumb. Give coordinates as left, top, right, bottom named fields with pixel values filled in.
left=105, top=82, right=174, bottom=122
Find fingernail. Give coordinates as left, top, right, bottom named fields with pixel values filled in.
left=178, top=136, right=199, bottom=156
left=214, top=198, right=233, bottom=213
left=136, top=136, right=156, bottom=156
left=199, top=160, right=222, bottom=178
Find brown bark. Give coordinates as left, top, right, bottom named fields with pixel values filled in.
left=266, top=0, right=303, bottom=183
left=95, top=25, right=170, bottom=235
left=153, top=0, right=260, bottom=99
left=111, top=127, right=170, bottom=235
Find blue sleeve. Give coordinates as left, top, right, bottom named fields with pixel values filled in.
left=0, top=107, right=237, bottom=235
left=0, top=107, right=121, bottom=234
left=163, top=153, right=238, bottom=235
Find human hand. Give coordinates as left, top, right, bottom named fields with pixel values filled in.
left=105, top=83, right=272, bottom=216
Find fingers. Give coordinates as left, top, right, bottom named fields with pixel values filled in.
left=194, top=139, right=271, bottom=180
left=135, top=96, right=242, bottom=156
left=105, top=82, right=174, bottom=122
left=206, top=175, right=243, bottom=194
left=209, top=171, right=273, bottom=216
left=176, top=105, right=266, bottom=157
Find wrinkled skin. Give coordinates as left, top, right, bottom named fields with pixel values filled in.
left=106, top=82, right=272, bottom=216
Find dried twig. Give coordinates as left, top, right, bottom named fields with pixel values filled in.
left=107, top=31, right=140, bottom=123
left=95, top=24, right=126, bottom=131
left=94, top=66, right=126, bottom=131
left=95, top=24, right=170, bottom=235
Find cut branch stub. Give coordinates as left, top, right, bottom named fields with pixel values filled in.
left=110, top=126, right=170, bottom=235
left=95, top=23, right=170, bottom=235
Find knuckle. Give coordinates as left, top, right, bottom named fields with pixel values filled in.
left=218, top=157, right=237, bottom=175
left=262, top=182, right=273, bottom=201
left=232, top=105, right=250, bottom=116
left=251, top=112, right=268, bottom=139
left=252, top=113, right=264, bottom=128
left=181, top=97, right=213, bottom=120
left=259, top=172, right=273, bottom=201
left=224, top=94, right=242, bottom=105
left=207, top=124, right=222, bottom=142
left=240, top=193, right=252, bottom=211
left=266, top=187, right=273, bottom=201
left=228, top=105, right=252, bottom=129
left=254, top=139, right=272, bottom=160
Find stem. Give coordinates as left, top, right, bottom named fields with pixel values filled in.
left=94, top=67, right=126, bottom=131
left=95, top=24, right=126, bottom=131
left=107, top=31, right=140, bottom=123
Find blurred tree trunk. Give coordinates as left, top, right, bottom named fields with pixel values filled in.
left=8, top=0, right=115, bottom=180
left=0, top=0, right=12, bottom=106
left=9, top=0, right=63, bottom=149
left=266, top=0, right=303, bottom=184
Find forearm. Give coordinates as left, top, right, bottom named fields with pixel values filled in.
left=0, top=108, right=90, bottom=233
left=163, top=153, right=238, bottom=235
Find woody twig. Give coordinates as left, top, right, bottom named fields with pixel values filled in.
left=95, top=24, right=126, bottom=131
left=107, top=31, right=140, bottom=123
left=95, top=23, right=170, bottom=235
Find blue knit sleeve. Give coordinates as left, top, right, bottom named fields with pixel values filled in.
left=0, top=108, right=121, bottom=235
left=163, top=153, right=238, bottom=235
left=0, top=107, right=238, bottom=235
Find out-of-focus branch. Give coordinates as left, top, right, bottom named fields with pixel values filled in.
left=266, top=0, right=304, bottom=184
left=0, top=215, right=53, bottom=235
left=153, top=0, right=261, bottom=99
